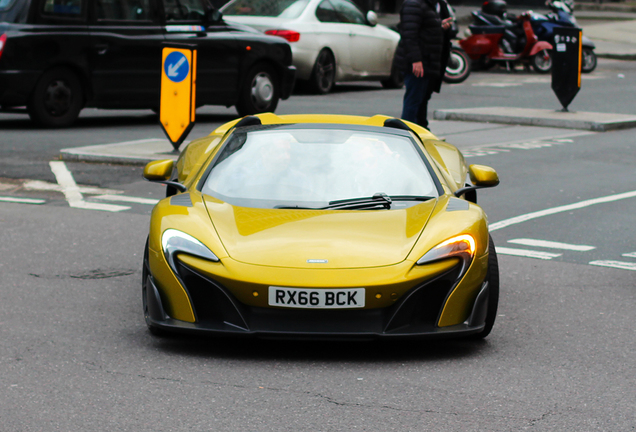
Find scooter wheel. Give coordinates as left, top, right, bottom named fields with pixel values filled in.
left=444, top=48, right=472, bottom=84
left=582, top=48, right=597, bottom=73
left=531, top=49, right=552, bottom=74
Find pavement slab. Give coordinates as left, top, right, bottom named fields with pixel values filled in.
left=60, top=138, right=181, bottom=165
left=433, top=107, right=636, bottom=131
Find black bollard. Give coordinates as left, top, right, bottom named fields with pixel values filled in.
left=551, top=27, right=582, bottom=112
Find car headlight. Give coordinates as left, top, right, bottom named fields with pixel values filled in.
left=161, top=229, right=219, bottom=275
left=416, top=234, right=476, bottom=276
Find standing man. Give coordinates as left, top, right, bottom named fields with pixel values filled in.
left=395, top=0, right=454, bottom=129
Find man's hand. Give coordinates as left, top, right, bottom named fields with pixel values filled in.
left=412, top=61, right=424, bottom=78
left=442, top=17, right=453, bottom=30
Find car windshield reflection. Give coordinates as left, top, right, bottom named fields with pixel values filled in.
left=201, top=126, right=438, bottom=209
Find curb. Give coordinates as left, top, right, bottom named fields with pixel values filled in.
left=433, top=108, right=636, bottom=132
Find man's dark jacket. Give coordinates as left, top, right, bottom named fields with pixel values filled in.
left=394, top=0, right=448, bottom=88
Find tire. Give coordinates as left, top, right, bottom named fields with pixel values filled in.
left=469, top=235, right=500, bottom=339
left=142, top=237, right=168, bottom=337
left=309, top=49, right=336, bottom=94
left=236, top=63, right=280, bottom=116
left=381, top=61, right=404, bottom=89
left=28, top=67, right=84, bottom=128
left=531, top=49, right=552, bottom=74
left=443, top=48, right=471, bottom=84
left=582, top=47, right=597, bottom=73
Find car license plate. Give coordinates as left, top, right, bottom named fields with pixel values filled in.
left=268, top=287, right=365, bottom=309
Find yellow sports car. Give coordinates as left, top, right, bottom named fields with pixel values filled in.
left=142, top=113, right=500, bottom=339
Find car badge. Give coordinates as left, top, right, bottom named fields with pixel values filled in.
left=307, top=259, right=328, bottom=263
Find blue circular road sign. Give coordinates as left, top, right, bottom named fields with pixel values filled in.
left=164, top=51, right=190, bottom=83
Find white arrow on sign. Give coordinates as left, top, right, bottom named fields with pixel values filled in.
left=168, top=56, right=187, bottom=77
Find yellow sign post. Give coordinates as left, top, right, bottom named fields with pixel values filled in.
left=160, top=46, right=197, bottom=150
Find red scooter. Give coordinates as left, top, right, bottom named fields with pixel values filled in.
left=459, top=11, right=553, bottom=73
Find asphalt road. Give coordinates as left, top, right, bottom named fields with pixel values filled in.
left=1, top=58, right=636, bottom=430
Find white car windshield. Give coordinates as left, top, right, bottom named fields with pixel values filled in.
left=201, top=126, right=439, bottom=209
left=222, top=0, right=309, bottom=18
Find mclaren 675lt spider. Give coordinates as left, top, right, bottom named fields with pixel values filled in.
left=142, top=113, right=500, bottom=340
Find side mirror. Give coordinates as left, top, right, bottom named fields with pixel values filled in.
left=468, top=164, right=500, bottom=187
left=454, top=164, right=499, bottom=198
left=143, top=160, right=188, bottom=192
left=366, top=10, right=378, bottom=26
left=143, top=159, right=174, bottom=181
left=206, top=8, right=223, bottom=23
left=144, top=159, right=174, bottom=181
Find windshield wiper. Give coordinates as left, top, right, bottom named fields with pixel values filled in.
left=274, top=194, right=434, bottom=210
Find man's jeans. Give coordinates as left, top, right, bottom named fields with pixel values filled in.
left=401, top=73, right=432, bottom=129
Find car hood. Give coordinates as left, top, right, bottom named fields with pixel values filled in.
left=203, top=196, right=438, bottom=269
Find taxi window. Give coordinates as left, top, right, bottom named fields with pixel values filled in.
left=96, top=0, right=153, bottom=20
left=164, top=0, right=206, bottom=21
left=42, top=0, right=82, bottom=16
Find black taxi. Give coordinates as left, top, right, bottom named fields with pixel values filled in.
left=0, top=0, right=295, bottom=127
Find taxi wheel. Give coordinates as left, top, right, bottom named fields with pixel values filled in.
left=309, top=49, right=336, bottom=94
left=236, top=63, right=280, bottom=116
left=469, top=235, right=499, bottom=339
left=28, top=67, right=84, bottom=128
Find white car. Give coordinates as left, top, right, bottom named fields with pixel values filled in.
left=221, top=0, right=403, bottom=94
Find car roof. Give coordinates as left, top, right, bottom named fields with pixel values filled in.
left=212, top=113, right=436, bottom=140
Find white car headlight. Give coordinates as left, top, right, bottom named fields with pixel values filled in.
left=417, top=234, right=476, bottom=275
left=161, top=229, right=219, bottom=275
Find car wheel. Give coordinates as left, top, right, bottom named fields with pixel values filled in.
left=381, top=61, right=404, bottom=89
left=28, top=67, right=84, bottom=128
left=142, top=237, right=168, bottom=337
left=309, top=49, right=336, bottom=94
left=443, top=48, right=471, bottom=84
left=582, top=47, right=597, bottom=73
left=531, top=49, right=552, bottom=74
left=469, top=235, right=499, bottom=339
left=236, top=63, right=280, bottom=116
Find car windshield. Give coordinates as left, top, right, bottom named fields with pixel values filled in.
left=201, top=126, right=438, bottom=209
left=222, top=0, right=309, bottom=18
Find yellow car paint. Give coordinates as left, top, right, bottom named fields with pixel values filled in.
left=145, top=113, right=498, bottom=330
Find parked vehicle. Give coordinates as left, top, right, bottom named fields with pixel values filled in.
left=443, top=7, right=471, bottom=84
left=0, top=0, right=296, bottom=127
left=444, top=45, right=471, bottom=83
left=221, top=0, right=402, bottom=94
left=530, top=0, right=597, bottom=73
left=460, top=4, right=553, bottom=73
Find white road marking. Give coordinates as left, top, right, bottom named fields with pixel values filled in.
left=471, top=83, right=523, bottom=87
left=622, top=252, right=636, bottom=258
left=92, top=194, right=159, bottom=205
left=0, top=196, right=46, bottom=204
left=49, top=161, right=130, bottom=212
left=23, top=180, right=123, bottom=195
left=589, top=260, right=636, bottom=271
left=490, top=190, right=636, bottom=232
left=507, top=238, right=596, bottom=251
left=463, top=134, right=594, bottom=158
left=496, top=247, right=562, bottom=260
